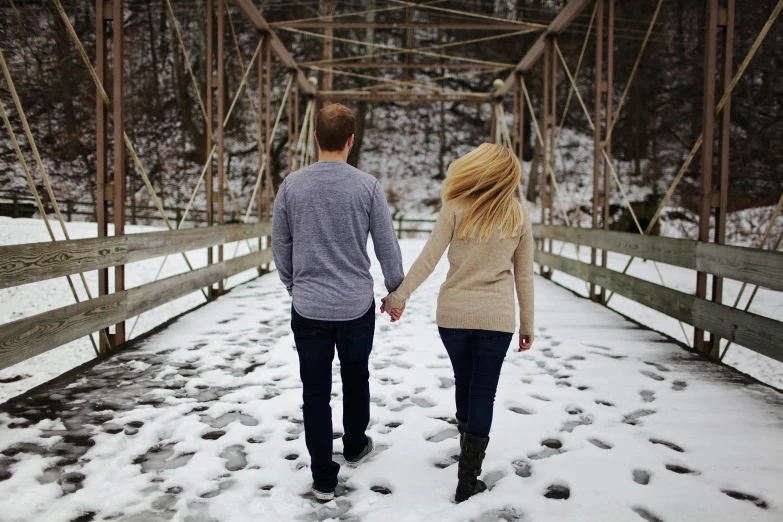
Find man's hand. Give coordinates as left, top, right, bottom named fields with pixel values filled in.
left=380, top=296, right=405, bottom=322
left=518, top=335, right=534, bottom=352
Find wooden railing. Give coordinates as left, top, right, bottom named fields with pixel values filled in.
left=533, top=225, right=783, bottom=363
left=0, top=222, right=272, bottom=370
left=395, top=216, right=437, bottom=238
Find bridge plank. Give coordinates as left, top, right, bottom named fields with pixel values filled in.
left=0, top=223, right=271, bottom=290
left=536, top=250, right=783, bottom=362
left=0, top=292, right=127, bottom=371
left=0, top=237, right=127, bottom=290
left=534, top=225, right=783, bottom=292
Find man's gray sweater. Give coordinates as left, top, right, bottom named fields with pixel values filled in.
left=272, top=160, right=405, bottom=321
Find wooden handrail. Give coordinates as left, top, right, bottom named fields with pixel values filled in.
left=535, top=250, right=783, bottom=363
left=534, top=225, right=783, bottom=293
left=0, top=222, right=271, bottom=290
left=0, top=248, right=272, bottom=370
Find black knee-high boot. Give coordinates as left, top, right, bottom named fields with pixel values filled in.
left=456, top=415, right=466, bottom=446
left=455, top=433, right=488, bottom=503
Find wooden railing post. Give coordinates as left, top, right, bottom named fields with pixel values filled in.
left=397, top=215, right=404, bottom=240
left=12, top=195, right=19, bottom=218
left=217, top=0, right=226, bottom=294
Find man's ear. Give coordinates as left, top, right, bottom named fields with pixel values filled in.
left=346, top=134, right=355, bottom=151
left=313, top=131, right=320, bottom=149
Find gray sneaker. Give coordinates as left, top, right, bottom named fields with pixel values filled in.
left=311, top=485, right=335, bottom=502
left=345, top=436, right=375, bottom=468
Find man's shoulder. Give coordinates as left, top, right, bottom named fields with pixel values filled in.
left=286, top=162, right=379, bottom=189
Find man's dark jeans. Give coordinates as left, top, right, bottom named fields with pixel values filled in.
left=438, top=327, right=513, bottom=438
left=291, top=303, right=375, bottom=492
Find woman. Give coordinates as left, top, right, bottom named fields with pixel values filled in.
left=381, top=143, right=534, bottom=503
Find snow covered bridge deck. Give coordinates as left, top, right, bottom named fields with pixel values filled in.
left=1, top=241, right=782, bottom=522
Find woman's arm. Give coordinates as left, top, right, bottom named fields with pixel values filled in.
left=514, top=217, right=535, bottom=339
left=384, top=202, right=456, bottom=310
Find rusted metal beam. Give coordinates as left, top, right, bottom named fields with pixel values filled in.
left=96, top=0, right=109, bottom=353
left=230, top=0, right=316, bottom=96
left=112, top=0, right=126, bottom=345
left=496, top=0, right=591, bottom=97
left=301, top=61, right=506, bottom=69
left=316, top=90, right=493, bottom=104
left=206, top=0, right=215, bottom=297
left=322, top=0, right=333, bottom=93
left=712, top=0, right=735, bottom=352
left=217, top=0, right=225, bottom=294
left=591, top=0, right=604, bottom=302
left=271, top=21, right=539, bottom=31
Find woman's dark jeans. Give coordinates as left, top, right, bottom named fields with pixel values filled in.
left=438, top=327, right=513, bottom=438
left=291, top=303, right=375, bottom=493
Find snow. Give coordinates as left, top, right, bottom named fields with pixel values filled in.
left=1, top=239, right=782, bottom=522
left=0, top=217, right=259, bottom=402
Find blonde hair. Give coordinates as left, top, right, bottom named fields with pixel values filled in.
left=442, top=143, right=524, bottom=243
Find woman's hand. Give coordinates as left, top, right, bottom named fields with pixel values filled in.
left=518, top=335, right=534, bottom=351
left=380, top=296, right=405, bottom=322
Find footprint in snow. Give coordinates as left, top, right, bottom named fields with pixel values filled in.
left=508, top=405, right=534, bottom=415
left=425, top=427, right=459, bottom=443
left=640, top=390, right=656, bottom=403
left=544, top=483, right=570, bottom=499
left=672, top=380, right=688, bottom=391
left=644, top=361, right=670, bottom=372
left=633, top=469, right=651, bottom=485
left=595, top=399, right=615, bottom=407
left=640, top=370, right=665, bottom=382
left=483, top=470, right=506, bottom=490
left=220, top=445, right=247, bottom=471
left=530, top=394, right=551, bottom=402
left=650, top=439, right=684, bottom=453
left=438, top=376, right=455, bottom=389
left=529, top=439, right=564, bottom=460
left=721, top=490, right=768, bottom=509
left=434, top=454, right=460, bottom=469
left=512, top=459, right=532, bottom=477
left=623, top=409, right=656, bottom=426
left=632, top=507, right=664, bottom=522
left=588, top=439, right=612, bottom=450
left=665, top=464, right=700, bottom=475
left=472, top=509, right=522, bottom=521
left=410, top=396, right=436, bottom=408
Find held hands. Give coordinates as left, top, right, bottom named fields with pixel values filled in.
left=380, top=295, right=405, bottom=323
left=519, top=335, right=534, bottom=352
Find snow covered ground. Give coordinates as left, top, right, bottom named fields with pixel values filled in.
left=0, top=217, right=259, bottom=402
left=0, top=239, right=782, bottom=522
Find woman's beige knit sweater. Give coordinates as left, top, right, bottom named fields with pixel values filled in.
left=385, top=199, right=534, bottom=335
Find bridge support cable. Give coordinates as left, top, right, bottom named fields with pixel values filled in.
left=281, top=25, right=537, bottom=70
left=387, top=0, right=547, bottom=29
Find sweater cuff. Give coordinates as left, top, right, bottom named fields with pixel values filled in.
left=385, top=293, right=406, bottom=310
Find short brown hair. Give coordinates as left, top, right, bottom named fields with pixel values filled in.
left=315, top=104, right=355, bottom=152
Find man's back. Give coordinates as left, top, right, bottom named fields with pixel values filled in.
left=272, top=161, right=404, bottom=321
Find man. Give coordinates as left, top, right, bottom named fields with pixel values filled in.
left=272, top=103, right=404, bottom=501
